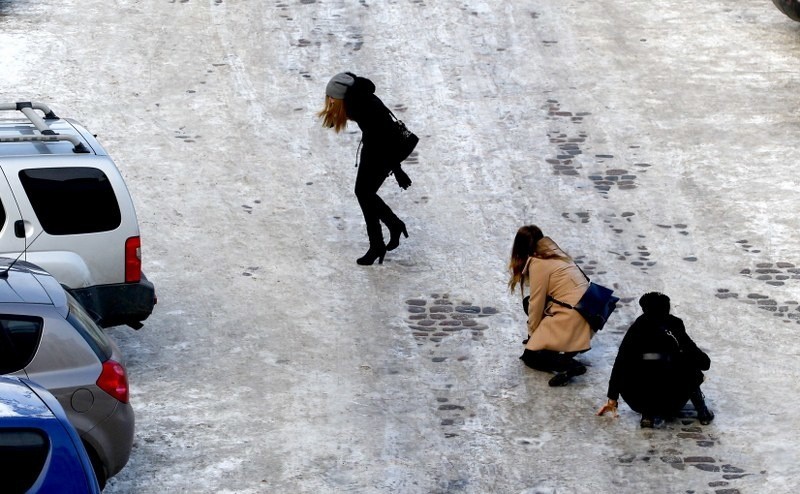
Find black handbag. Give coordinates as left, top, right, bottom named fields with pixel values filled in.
left=547, top=264, right=619, bottom=331
left=388, top=109, right=419, bottom=163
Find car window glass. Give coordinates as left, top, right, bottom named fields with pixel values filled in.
left=0, top=316, right=43, bottom=374
left=18, top=167, right=121, bottom=235
left=66, top=294, right=111, bottom=361
left=0, top=428, right=49, bottom=493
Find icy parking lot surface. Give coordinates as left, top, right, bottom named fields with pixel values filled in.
left=2, top=0, right=799, bottom=492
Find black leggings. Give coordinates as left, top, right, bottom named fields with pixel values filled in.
left=519, top=349, right=582, bottom=373
left=354, top=149, right=401, bottom=247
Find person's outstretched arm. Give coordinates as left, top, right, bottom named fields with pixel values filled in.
left=597, top=398, right=618, bottom=417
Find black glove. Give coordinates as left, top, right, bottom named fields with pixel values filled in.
left=394, top=167, right=412, bottom=190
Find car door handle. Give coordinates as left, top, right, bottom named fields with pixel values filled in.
left=14, top=220, right=25, bottom=238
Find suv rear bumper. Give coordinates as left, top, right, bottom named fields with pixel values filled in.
left=69, top=273, right=156, bottom=329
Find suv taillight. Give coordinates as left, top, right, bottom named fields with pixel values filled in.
left=96, top=359, right=129, bottom=404
left=125, top=236, right=142, bottom=283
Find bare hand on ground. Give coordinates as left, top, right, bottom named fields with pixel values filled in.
left=597, top=399, right=618, bottom=417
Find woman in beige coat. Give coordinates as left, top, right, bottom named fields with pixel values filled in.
left=509, top=225, right=593, bottom=386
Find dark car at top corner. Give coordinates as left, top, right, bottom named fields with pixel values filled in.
left=772, top=0, right=800, bottom=21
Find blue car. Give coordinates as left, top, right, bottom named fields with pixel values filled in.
left=0, top=376, right=101, bottom=494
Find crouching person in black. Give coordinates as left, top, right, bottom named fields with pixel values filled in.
left=597, top=292, right=714, bottom=428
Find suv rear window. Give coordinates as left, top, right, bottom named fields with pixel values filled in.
left=0, top=316, right=43, bottom=374
left=66, top=294, right=112, bottom=361
left=18, top=167, right=121, bottom=235
left=0, top=428, right=49, bottom=493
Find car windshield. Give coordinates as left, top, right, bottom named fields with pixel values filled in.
left=65, top=294, right=112, bottom=361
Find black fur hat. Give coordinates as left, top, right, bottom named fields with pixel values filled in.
left=639, top=292, right=670, bottom=317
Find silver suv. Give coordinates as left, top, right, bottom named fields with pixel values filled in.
left=0, top=257, right=134, bottom=488
left=0, top=102, right=155, bottom=328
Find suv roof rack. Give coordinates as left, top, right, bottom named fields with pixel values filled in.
left=0, top=102, right=89, bottom=153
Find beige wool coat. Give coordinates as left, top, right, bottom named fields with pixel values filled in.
left=522, top=238, right=593, bottom=353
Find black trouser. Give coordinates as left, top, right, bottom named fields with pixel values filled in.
left=621, top=365, right=706, bottom=417
left=624, top=385, right=706, bottom=418
left=354, top=148, right=402, bottom=248
left=519, top=349, right=581, bottom=373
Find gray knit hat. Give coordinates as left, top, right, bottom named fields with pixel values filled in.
left=326, top=72, right=355, bottom=99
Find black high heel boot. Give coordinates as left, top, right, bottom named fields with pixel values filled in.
left=386, top=223, right=408, bottom=251
left=356, top=245, right=386, bottom=265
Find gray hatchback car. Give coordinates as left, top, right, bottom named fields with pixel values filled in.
left=0, top=257, right=134, bottom=489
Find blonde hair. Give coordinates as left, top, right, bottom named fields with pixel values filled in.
left=317, top=96, right=348, bottom=133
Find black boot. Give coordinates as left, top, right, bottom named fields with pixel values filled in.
left=358, top=224, right=386, bottom=266
left=356, top=245, right=386, bottom=265
left=689, top=389, right=714, bottom=425
left=548, top=363, right=587, bottom=387
left=640, top=415, right=655, bottom=428
left=386, top=221, right=408, bottom=251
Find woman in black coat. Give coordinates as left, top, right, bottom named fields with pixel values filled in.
left=318, top=72, right=412, bottom=265
left=597, top=292, right=714, bottom=427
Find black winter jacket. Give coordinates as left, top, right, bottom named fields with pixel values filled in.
left=607, top=313, right=710, bottom=402
left=343, top=74, right=398, bottom=163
